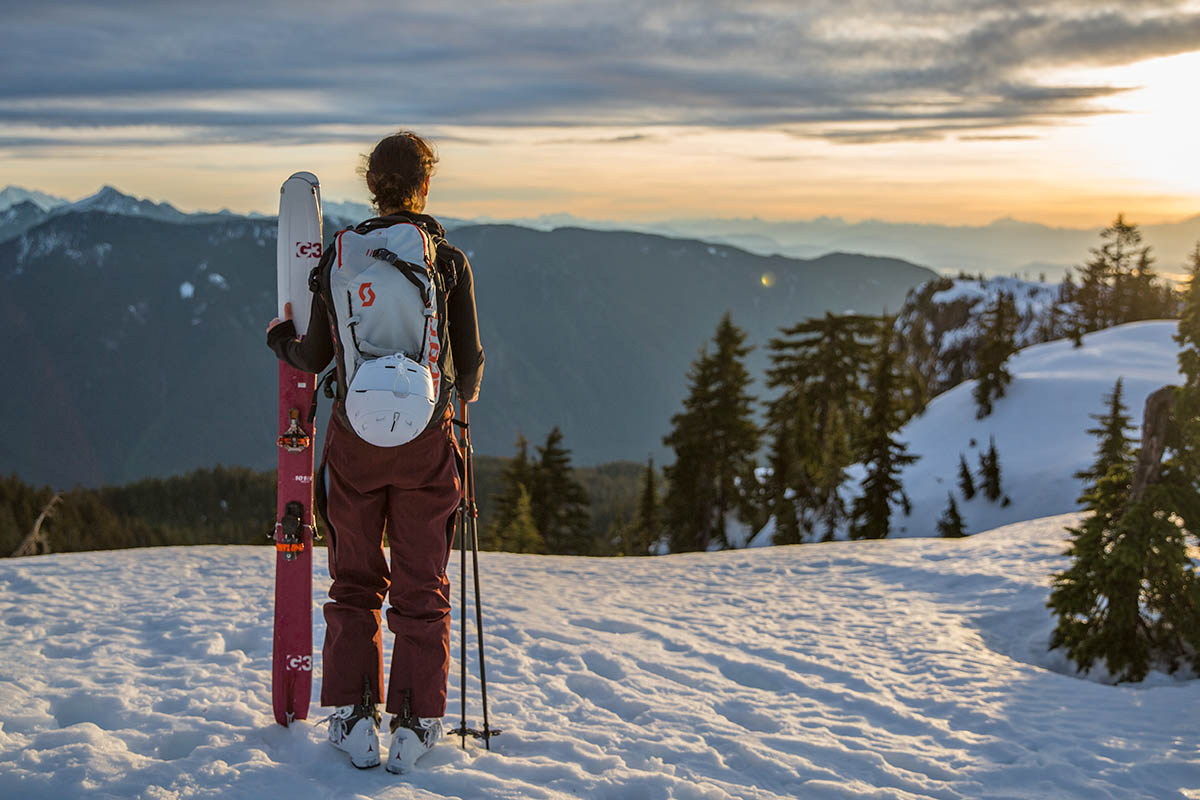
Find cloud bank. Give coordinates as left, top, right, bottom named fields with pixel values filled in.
left=4, top=0, right=1199, bottom=146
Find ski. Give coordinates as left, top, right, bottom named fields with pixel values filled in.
left=272, top=171, right=323, bottom=726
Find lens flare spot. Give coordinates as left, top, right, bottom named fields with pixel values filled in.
left=761, top=272, right=776, bottom=288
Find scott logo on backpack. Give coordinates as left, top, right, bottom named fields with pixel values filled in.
left=310, top=219, right=455, bottom=447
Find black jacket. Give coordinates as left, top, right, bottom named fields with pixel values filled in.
left=267, top=210, right=484, bottom=405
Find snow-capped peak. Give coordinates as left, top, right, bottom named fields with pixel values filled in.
left=0, top=186, right=68, bottom=213
left=59, top=186, right=187, bottom=222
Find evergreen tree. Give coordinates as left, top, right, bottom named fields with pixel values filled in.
left=663, top=312, right=761, bottom=552
left=765, top=312, right=879, bottom=539
left=937, top=493, right=966, bottom=538
left=484, top=435, right=542, bottom=552
left=1049, top=293, right=1200, bottom=682
left=1075, top=215, right=1137, bottom=332
left=626, top=457, right=660, bottom=556
left=979, top=437, right=1003, bottom=502
left=767, top=412, right=804, bottom=545
left=848, top=319, right=919, bottom=539
left=973, top=292, right=1018, bottom=418
left=1073, top=378, right=1137, bottom=491
left=492, top=484, right=543, bottom=554
left=1173, top=243, right=1200, bottom=496
left=530, top=427, right=591, bottom=555
left=1049, top=455, right=1200, bottom=680
left=1071, top=215, right=1176, bottom=334
left=957, top=453, right=976, bottom=500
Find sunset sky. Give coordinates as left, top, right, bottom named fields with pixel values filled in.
left=3, top=0, right=1199, bottom=226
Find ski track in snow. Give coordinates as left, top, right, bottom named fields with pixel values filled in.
left=0, top=514, right=1197, bottom=799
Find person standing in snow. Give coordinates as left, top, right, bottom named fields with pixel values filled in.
left=266, top=131, right=484, bottom=772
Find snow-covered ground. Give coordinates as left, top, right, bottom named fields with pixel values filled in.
left=889, top=320, right=1183, bottom=539
left=765, top=320, right=1181, bottom=546
left=1, top=514, right=1196, bottom=799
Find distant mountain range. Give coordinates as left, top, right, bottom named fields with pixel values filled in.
left=6, top=185, right=1198, bottom=279
left=485, top=213, right=1200, bottom=281
left=0, top=192, right=936, bottom=487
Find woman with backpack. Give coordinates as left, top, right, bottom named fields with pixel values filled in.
left=267, top=131, right=484, bottom=773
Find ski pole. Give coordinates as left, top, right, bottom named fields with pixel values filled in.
left=462, top=401, right=497, bottom=749
left=450, top=398, right=501, bottom=748
left=456, top=418, right=469, bottom=749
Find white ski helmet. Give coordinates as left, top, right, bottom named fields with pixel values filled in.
left=344, top=353, right=436, bottom=447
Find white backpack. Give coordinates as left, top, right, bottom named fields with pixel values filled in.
left=323, top=221, right=447, bottom=446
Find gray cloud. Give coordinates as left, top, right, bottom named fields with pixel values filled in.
left=2, top=0, right=1198, bottom=146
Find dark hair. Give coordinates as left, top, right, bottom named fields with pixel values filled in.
left=361, top=131, right=438, bottom=213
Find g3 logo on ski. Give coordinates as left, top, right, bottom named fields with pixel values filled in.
left=359, top=283, right=376, bottom=307
left=295, top=242, right=322, bottom=259
left=286, top=655, right=313, bottom=671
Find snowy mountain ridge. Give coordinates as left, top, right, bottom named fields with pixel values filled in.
left=755, top=320, right=1184, bottom=546
left=0, top=185, right=67, bottom=212
left=894, top=275, right=1065, bottom=396
left=60, top=185, right=190, bottom=222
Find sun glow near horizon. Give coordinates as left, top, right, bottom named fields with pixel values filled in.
left=2, top=52, right=1197, bottom=230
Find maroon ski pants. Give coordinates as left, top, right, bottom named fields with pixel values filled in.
left=318, top=412, right=461, bottom=718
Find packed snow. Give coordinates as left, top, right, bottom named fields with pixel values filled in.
left=0, top=514, right=1196, bottom=799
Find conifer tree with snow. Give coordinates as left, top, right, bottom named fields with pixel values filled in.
left=663, top=313, right=761, bottom=552
left=766, top=312, right=878, bottom=540
left=530, top=427, right=592, bottom=555
left=973, top=292, right=1018, bottom=418
left=979, top=437, right=1003, bottom=502
left=957, top=453, right=976, bottom=500
left=848, top=318, right=918, bottom=540
left=937, top=493, right=966, bottom=538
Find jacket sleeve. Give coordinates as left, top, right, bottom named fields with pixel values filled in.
left=267, top=291, right=335, bottom=374
left=448, top=253, right=485, bottom=402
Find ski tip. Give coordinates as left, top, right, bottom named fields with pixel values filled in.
left=285, top=171, right=320, bottom=189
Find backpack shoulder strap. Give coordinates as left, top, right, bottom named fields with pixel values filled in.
left=308, top=230, right=343, bottom=294
left=431, top=235, right=461, bottom=293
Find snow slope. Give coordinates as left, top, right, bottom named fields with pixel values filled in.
left=876, top=320, right=1181, bottom=539
left=0, top=515, right=1196, bottom=799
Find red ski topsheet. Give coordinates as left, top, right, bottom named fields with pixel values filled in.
left=273, top=361, right=316, bottom=725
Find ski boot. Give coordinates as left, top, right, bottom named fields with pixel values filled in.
left=386, top=695, right=443, bottom=774
left=326, top=684, right=382, bottom=768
